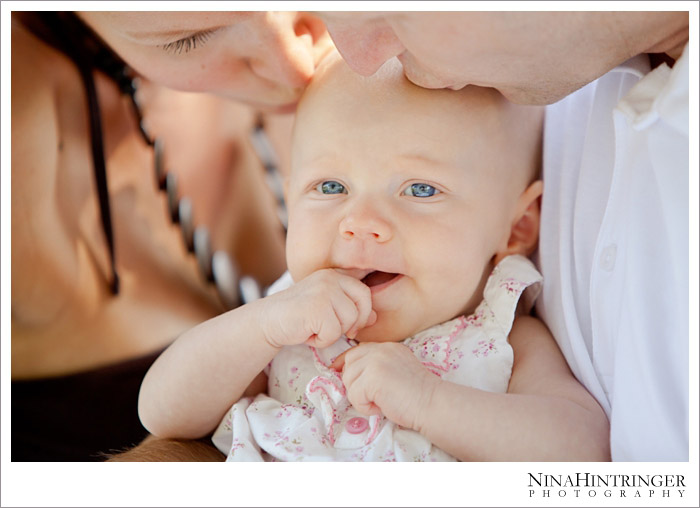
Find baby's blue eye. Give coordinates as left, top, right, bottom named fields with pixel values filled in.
left=317, top=181, right=347, bottom=194
left=403, top=183, right=440, bottom=198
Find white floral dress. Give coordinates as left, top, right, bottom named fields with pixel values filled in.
left=212, top=255, right=542, bottom=461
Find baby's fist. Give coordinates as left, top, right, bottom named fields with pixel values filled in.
left=259, top=269, right=376, bottom=349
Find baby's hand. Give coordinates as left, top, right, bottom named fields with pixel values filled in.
left=259, top=269, right=377, bottom=349
left=332, top=343, right=440, bottom=431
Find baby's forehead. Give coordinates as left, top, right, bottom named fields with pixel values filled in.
left=296, top=56, right=518, bottom=148
left=293, top=54, right=543, bottom=188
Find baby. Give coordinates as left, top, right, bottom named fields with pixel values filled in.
left=138, top=54, right=609, bottom=461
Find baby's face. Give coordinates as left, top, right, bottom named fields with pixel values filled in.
left=286, top=56, right=542, bottom=342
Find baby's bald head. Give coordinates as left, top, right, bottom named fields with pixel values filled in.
left=293, top=53, right=543, bottom=200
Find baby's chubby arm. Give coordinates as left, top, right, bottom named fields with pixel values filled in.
left=335, top=316, right=610, bottom=461
left=138, top=269, right=376, bottom=439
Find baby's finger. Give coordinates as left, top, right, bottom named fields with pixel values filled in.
left=331, top=293, right=367, bottom=339
left=353, top=401, right=383, bottom=417
left=309, top=307, right=344, bottom=348
left=367, top=310, right=378, bottom=327
left=337, top=277, right=374, bottom=334
left=330, top=347, right=354, bottom=372
left=338, top=344, right=372, bottom=389
left=346, top=380, right=383, bottom=417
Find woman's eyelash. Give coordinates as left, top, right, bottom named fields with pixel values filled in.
left=160, top=30, right=215, bottom=55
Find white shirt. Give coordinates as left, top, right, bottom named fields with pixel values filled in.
left=536, top=45, right=689, bottom=461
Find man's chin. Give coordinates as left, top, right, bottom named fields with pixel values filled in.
left=498, top=76, right=590, bottom=106
left=398, top=55, right=466, bottom=90
left=405, top=69, right=467, bottom=91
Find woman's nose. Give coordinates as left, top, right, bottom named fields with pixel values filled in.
left=249, top=12, right=322, bottom=89
left=339, top=206, right=392, bottom=243
left=324, top=18, right=405, bottom=76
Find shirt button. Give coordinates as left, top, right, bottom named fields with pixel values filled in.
left=345, top=417, right=369, bottom=434
left=599, top=244, right=617, bottom=272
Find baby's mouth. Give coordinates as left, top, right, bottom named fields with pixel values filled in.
left=361, top=271, right=401, bottom=288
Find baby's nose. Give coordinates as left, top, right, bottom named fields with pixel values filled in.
left=339, top=212, right=392, bottom=242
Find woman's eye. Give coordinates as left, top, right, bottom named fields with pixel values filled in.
left=160, top=30, right=215, bottom=55
left=316, top=181, right=347, bottom=195
left=403, top=183, right=440, bottom=198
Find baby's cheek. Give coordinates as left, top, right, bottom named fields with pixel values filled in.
left=284, top=226, right=311, bottom=278
left=285, top=243, right=324, bottom=283
left=284, top=255, right=309, bottom=283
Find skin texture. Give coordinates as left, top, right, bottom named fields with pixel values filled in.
left=79, top=11, right=334, bottom=111
left=137, top=55, right=610, bottom=461
left=320, top=11, right=689, bottom=104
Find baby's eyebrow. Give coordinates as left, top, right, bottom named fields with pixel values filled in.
left=302, top=152, right=347, bottom=168
left=297, top=152, right=459, bottom=174
left=397, top=152, right=458, bottom=170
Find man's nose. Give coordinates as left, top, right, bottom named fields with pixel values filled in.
left=339, top=205, right=392, bottom=242
left=325, top=20, right=405, bottom=76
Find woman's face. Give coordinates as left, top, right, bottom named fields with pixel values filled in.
left=79, top=11, right=334, bottom=112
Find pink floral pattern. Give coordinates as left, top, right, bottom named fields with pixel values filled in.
left=274, top=404, right=296, bottom=419
left=229, top=438, right=245, bottom=458
left=499, top=277, right=529, bottom=295
left=472, top=338, right=498, bottom=358
left=287, top=366, right=301, bottom=388
left=465, top=308, right=487, bottom=327
left=405, top=316, right=468, bottom=376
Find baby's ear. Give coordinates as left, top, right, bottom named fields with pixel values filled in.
left=494, top=180, right=543, bottom=265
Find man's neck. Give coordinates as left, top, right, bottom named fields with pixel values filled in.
left=645, top=21, right=688, bottom=65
